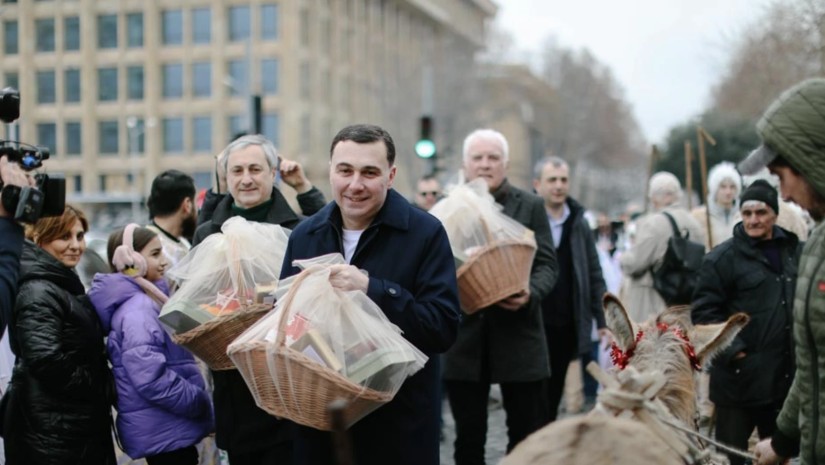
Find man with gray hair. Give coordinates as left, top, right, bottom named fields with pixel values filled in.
left=619, top=171, right=704, bottom=322
left=531, top=156, right=608, bottom=421
left=192, top=134, right=325, bottom=465
left=443, top=129, right=558, bottom=464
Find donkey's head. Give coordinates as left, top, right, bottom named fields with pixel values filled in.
left=603, top=293, right=748, bottom=425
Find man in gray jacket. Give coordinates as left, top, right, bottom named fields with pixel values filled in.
left=444, top=129, right=558, bottom=465
left=533, top=156, right=608, bottom=421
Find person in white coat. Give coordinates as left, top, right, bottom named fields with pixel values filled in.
left=691, top=162, right=741, bottom=251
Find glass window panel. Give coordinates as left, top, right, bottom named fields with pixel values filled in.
left=161, top=10, right=183, bottom=45
left=64, top=16, right=80, bottom=51
left=228, top=115, right=245, bottom=138
left=261, top=4, right=278, bottom=40
left=64, top=69, right=81, bottom=103
left=262, top=113, right=279, bottom=146
left=97, top=14, right=118, bottom=49
left=98, top=68, right=118, bottom=101
left=36, top=123, right=56, bottom=153
left=73, top=174, right=82, bottom=193
left=65, top=121, right=81, bottom=155
left=227, top=60, right=246, bottom=96
left=192, top=116, right=212, bottom=152
left=261, top=59, right=279, bottom=95
left=5, top=72, right=18, bottom=90
left=192, top=8, right=211, bottom=44
left=35, top=18, right=55, bottom=52
left=162, top=63, right=183, bottom=99
left=98, top=120, right=119, bottom=154
left=3, top=21, right=17, bottom=54
left=126, top=13, right=143, bottom=47
left=192, top=62, right=211, bottom=98
left=127, top=66, right=144, bottom=100
left=163, top=117, right=184, bottom=153
left=36, top=70, right=56, bottom=104
left=228, top=6, right=250, bottom=41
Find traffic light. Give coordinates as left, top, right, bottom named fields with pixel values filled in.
left=415, top=116, right=436, bottom=159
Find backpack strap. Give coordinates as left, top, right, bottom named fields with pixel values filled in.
left=662, top=211, right=682, bottom=238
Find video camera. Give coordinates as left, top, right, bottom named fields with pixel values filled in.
left=0, top=87, right=65, bottom=223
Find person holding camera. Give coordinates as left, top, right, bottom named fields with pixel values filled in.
left=0, top=154, right=35, bottom=333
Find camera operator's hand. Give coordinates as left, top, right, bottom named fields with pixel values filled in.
left=0, top=155, right=35, bottom=218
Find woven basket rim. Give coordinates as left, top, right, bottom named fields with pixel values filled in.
left=172, top=303, right=272, bottom=344
left=456, top=239, right=535, bottom=278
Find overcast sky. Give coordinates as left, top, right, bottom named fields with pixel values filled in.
left=496, top=0, right=769, bottom=144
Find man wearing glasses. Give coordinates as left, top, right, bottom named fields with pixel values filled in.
left=414, top=175, right=442, bottom=211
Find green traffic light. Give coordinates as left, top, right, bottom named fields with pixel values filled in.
left=415, top=139, right=436, bottom=159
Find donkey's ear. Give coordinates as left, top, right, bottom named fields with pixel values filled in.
left=603, top=293, right=637, bottom=351
left=691, top=312, right=750, bottom=365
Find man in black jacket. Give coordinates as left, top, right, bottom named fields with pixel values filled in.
left=692, top=180, right=799, bottom=465
left=192, top=135, right=325, bottom=465
left=532, top=156, right=608, bottom=422
left=0, top=154, right=35, bottom=332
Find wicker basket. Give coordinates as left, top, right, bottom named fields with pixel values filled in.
left=172, top=303, right=273, bottom=371
left=457, top=238, right=536, bottom=314
left=227, top=271, right=394, bottom=431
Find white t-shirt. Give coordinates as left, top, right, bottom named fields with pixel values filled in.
left=342, top=228, right=364, bottom=263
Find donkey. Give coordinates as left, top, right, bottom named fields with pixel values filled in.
left=501, top=293, right=749, bottom=465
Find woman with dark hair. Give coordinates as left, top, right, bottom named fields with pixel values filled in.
left=3, top=204, right=116, bottom=464
left=88, top=224, right=212, bottom=465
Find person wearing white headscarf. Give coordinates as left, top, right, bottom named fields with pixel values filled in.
left=619, top=172, right=705, bottom=322
left=691, top=162, right=742, bottom=251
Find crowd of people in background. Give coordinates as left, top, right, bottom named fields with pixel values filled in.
left=1, top=78, right=825, bottom=465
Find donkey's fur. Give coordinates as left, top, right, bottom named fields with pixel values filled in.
left=604, top=293, right=749, bottom=425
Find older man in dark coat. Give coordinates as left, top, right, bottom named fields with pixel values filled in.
left=280, top=124, right=461, bottom=465
left=192, top=134, right=324, bottom=465
left=444, top=129, right=558, bottom=465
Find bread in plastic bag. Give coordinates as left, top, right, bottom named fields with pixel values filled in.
left=429, top=178, right=537, bottom=313
left=227, top=253, right=428, bottom=430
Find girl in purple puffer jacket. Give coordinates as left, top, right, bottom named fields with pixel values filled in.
left=89, top=224, right=213, bottom=465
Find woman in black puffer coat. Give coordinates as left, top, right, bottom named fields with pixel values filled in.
left=2, top=205, right=115, bottom=465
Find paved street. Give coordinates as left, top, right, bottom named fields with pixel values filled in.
left=440, top=385, right=508, bottom=465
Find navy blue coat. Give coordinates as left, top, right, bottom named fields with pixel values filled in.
left=280, top=188, right=461, bottom=465
left=0, top=217, right=24, bottom=333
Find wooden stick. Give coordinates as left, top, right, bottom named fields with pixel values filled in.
left=684, top=141, right=694, bottom=210
left=697, top=127, right=713, bottom=248
left=328, top=399, right=355, bottom=465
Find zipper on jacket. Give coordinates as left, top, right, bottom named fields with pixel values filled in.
left=805, top=257, right=823, bottom=465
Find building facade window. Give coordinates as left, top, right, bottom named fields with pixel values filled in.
left=98, top=67, right=118, bottom=101
left=162, top=63, right=183, bottom=99
left=73, top=174, right=82, bottom=193
left=300, top=114, right=311, bottom=152
left=35, top=18, right=55, bottom=52
left=261, top=59, right=279, bottom=95
left=36, top=122, right=56, bottom=153
left=261, top=4, right=279, bottom=40
left=192, top=62, right=211, bottom=98
left=192, top=116, right=212, bottom=152
left=64, top=16, right=80, bottom=51
left=192, top=8, right=211, bottom=44
left=98, top=120, right=119, bottom=154
left=4, top=72, right=17, bottom=90
left=228, top=115, right=244, bottom=138
left=97, top=14, right=118, bottom=49
left=36, top=70, right=56, bottom=104
left=299, top=9, right=310, bottom=47
left=227, top=60, right=247, bottom=96
left=65, top=121, right=81, bottom=155
left=98, top=174, right=106, bottom=192
left=300, top=62, right=311, bottom=100
left=228, top=6, right=250, bottom=41
left=126, top=13, right=143, bottom=48
left=262, top=113, right=279, bottom=146
left=127, top=66, right=144, bottom=100
left=3, top=21, right=17, bottom=54
left=161, top=10, right=183, bottom=45
left=163, top=117, right=184, bottom=153
left=64, top=69, right=81, bottom=103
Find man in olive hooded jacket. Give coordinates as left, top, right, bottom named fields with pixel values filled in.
left=740, top=78, right=825, bottom=465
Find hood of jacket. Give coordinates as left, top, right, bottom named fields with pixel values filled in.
left=757, top=78, right=825, bottom=198
left=707, top=161, right=742, bottom=212
left=88, top=272, right=169, bottom=333
left=19, top=240, right=85, bottom=296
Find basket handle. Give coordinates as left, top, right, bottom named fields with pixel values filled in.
left=273, top=265, right=324, bottom=348
left=479, top=216, right=493, bottom=244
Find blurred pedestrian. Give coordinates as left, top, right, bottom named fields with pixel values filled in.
left=146, top=170, right=198, bottom=265
left=691, top=161, right=742, bottom=251
left=444, top=129, right=558, bottom=464
left=414, top=174, right=442, bottom=211
left=3, top=204, right=116, bottom=465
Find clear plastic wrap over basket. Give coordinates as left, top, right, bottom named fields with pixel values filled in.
left=429, top=178, right=538, bottom=314
left=227, top=253, right=428, bottom=430
left=158, top=217, right=289, bottom=336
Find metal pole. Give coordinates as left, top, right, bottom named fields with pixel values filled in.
left=684, top=140, right=693, bottom=210
left=127, top=117, right=140, bottom=223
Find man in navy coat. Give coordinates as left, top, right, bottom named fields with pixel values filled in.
left=280, top=124, right=461, bottom=465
